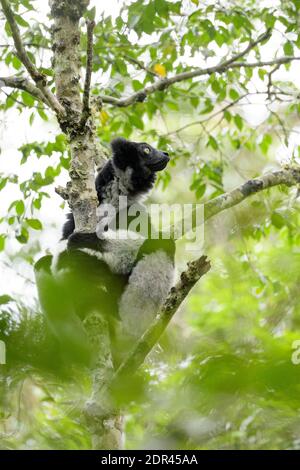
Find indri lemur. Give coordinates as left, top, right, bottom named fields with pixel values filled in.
left=35, top=138, right=175, bottom=365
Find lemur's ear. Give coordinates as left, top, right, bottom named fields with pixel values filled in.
left=111, top=137, right=130, bottom=155
left=111, top=137, right=136, bottom=170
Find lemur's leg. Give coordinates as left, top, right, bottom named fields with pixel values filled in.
left=118, top=234, right=176, bottom=339
left=34, top=254, right=93, bottom=366
left=67, top=232, right=105, bottom=251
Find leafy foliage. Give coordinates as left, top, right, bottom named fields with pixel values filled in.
left=0, top=0, right=300, bottom=450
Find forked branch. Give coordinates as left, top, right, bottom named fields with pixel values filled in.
left=97, top=30, right=300, bottom=108
left=0, top=75, right=49, bottom=104
left=0, top=0, right=65, bottom=116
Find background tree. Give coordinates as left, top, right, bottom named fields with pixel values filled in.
left=0, top=0, right=300, bottom=450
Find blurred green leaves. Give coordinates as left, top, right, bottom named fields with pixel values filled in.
left=0, top=0, right=300, bottom=451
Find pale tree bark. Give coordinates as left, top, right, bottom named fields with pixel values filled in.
left=49, top=0, right=122, bottom=449
left=49, top=0, right=98, bottom=232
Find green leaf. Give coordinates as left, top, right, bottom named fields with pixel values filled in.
left=234, top=114, right=243, bottom=131
left=258, top=69, right=267, bottom=81
left=16, top=226, right=29, bottom=244
left=211, top=80, right=220, bottom=94
left=26, top=218, right=43, bottom=230
left=38, top=108, right=49, bottom=121
left=4, top=21, right=12, bottom=37
left=259, top=133, right=272, bottom=155
left=86, top=6, right=96, bottom=20
left=207, top=135, right=219, bottom=150
left=15, top=200, right=25, bottom=216
left=15, top=15, right=29, bottom=28
left=190, top=96, right=199, bottom=108
left=22, top=91, right=35, bottom=107
left=29, top=112, right=35, bottom=125
left=129, top=113, right=144, bottom=130
left=195, top=183, right=206, bottom=199
left=283, top=42, right=293, bottom=56
left=200, top=99, right=214, bottom=115
left=271, top=212, right=286, bottom=229
left=0, top=177, right=7, bottom=191
left=0, top=294, right=13, bottom=305
left=224, top=110, right=231, bottom=122
left=132, top=80, right=144, bottom=91
left=12, top=56, right=22, bottom=70
left=0, top=234, right=6, bottom=251
left=229, top=89, right=240, bottom=100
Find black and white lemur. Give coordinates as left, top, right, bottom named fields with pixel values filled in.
left=35, top=138, right=175, bottom=365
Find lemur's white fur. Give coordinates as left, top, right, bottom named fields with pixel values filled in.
left=78, top=243, right=174, bottom=338
left=79, top=232, right=144, bottom=276
left=101, top=165, right=146, bottom=209
left=77, top=230, right=174, bottom=338
left=118, top=250, right=174, bottom=337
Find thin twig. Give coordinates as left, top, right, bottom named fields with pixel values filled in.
left=164, top=93, right=249, bottom=136
left=0, top=88, right=46, bottom=110
left=122, top=54, right=159, bottom=77
left=267, top=63, right=281, bottom=100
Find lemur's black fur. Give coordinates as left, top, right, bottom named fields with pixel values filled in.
left=62, top=137, right=169, bottom=240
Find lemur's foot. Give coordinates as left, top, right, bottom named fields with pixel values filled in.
left=67, top=232, right=103, bottom=251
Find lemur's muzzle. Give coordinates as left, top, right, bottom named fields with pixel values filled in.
left=150, top=152, right=170, bottom=171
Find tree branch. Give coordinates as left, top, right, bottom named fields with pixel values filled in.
left=97, top=31, right=300, bottom=108
left=55, top=185, right=69, bottom=200
left=100, top=55, right=300, bottom=107
left=0, top=75, right=49, bottom=104
left=0, top=42, right=51, bottom=50
left=203, top=166, right=300, bottom=222
left=0, top=0, right=65, bottom=116
left=110, top=165, right=300, bottom=383
left=112, top=255, right=211, bottom=381
left=170, top=166, right=300, bottom=238
left=49, top=0, right=120, bottom=449
left=81, top=20, right=95, bottom=127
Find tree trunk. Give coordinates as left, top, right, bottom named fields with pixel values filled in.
left=49, top=0, right=124, bottom=449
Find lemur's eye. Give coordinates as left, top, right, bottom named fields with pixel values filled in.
left=144, top=147, right=151, bottom=155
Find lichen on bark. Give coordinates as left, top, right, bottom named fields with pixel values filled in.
left=50, top=0, right=100, bottom=232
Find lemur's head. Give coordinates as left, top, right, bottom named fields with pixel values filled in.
left=111, top=137, right=170, bottom=176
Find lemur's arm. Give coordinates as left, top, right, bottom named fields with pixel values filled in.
left=61, top=161, right=114, bottom=240
left=95, top=160, right=114, bottom=201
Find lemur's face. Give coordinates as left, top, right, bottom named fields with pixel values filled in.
left=136, top=142, right=169, bottom=172
left=111, top=138, right=170, bottom=174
